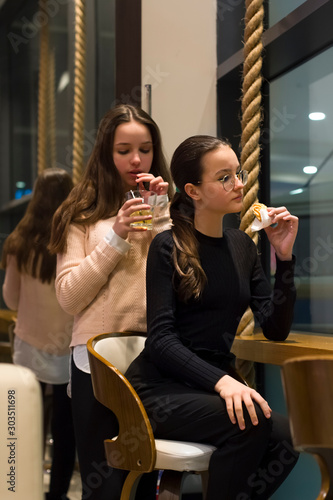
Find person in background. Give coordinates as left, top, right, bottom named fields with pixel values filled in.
left=125, top=135, right=300, bottom=500
left=2, top=167, right=76, bottom=500
left=48, top=104, right=174, bottom=500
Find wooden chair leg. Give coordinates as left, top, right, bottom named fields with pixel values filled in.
left=159, top=470, right=186, bottom=500
left=200, top=470, right=209, bottom=500
left=313, top=450, right=333, bottom=500
left=120, top=471, right=143, bottom=500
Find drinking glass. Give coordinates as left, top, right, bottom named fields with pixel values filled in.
left=125, top=190, right=157, bottom=230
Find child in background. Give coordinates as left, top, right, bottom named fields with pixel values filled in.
left=2, top=167, right=76, bottom=500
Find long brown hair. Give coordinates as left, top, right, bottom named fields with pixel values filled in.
left=49, top=104, right=173, bottom=254
left=1, top=168, right=73, bottom=283
left=170, top=135, right=230, bottom=302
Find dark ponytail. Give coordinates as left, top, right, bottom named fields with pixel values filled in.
left=170, top=135, right=230, bottom=301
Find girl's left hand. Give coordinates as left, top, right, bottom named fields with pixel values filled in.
left=264, top=207, right=299, bottom=261
left=135, top=173, right=169, bottom=196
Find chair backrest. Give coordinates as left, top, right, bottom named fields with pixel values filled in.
left=87, top=332, right=156, bottom=473
left=281, top=355, right=333, bottom=451
left=93, top=333, right=146, bottom=374
left=0, top=363, right=43, bottom=500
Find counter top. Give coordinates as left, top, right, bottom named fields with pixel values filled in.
left=231, top=331, right=333, bottom=365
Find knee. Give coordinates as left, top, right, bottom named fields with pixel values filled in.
left=244, top=404, right=273, bottom=441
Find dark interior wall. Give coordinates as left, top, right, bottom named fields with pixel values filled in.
left=115, top=0, right=141, bottom=106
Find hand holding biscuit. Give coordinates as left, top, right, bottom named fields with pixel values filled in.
left=250, top=202, right=298, bottom=260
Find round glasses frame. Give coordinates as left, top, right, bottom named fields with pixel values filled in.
left=198, top=170, right=248, bottom=192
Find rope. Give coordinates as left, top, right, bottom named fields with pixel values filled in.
left=240, top=0, right=264, bottom=241
left=37, top=0, right=49, bottom=175
left=236, top=0, right=264, bottom=385
left=72, top=0, right=86, bottom=185
left=47, top=48, right=56, bottom=169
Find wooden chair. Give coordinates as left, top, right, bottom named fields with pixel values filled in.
left=0, top=363, right=43, bottom=499
left=281, top=355, right=333, bottom=500
left=87, top=332, right=216, bottom=500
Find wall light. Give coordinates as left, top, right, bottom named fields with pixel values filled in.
left=57, top=71, right=70, bottom=93
left=309, top=112, right=326, bottom=121
left=303, top=166, right=318, bottom=174
left=289, top=188, right=304, bottom=195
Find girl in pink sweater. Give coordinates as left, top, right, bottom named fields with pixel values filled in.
left=49, top=104, right=173, bottom=500
left=2, top=168, right=76, bottom=500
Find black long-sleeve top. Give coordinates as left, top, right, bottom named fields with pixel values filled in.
left=135, top=228, right=296, bottom=393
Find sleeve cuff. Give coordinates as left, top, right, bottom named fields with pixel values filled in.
left=156, top=194, right=169, bottom=208
left=104, top=228, right=131, bottom=255
left=275, top=254, right=296, bottom=270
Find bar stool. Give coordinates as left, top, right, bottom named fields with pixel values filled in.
left=87, top=332, right=217, bottom=500
left=281, top=355, right=333, bottom=500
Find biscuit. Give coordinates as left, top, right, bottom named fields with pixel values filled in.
left=252, top=202, right=267, bottom=222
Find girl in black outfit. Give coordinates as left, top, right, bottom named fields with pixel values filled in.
left=126, top=135, right=300, bottom=500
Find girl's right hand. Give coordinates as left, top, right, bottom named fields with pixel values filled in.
left=112, top=198, right=152, bottom=240
left=215, top=375, right=272, bottom=430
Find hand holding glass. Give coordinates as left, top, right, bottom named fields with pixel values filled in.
left=125, top=190, right=157, bottom=230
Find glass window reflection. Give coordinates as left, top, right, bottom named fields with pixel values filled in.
left=268, top=0, right=305, bottom=26
left=270, top=47, right=333, bottom=333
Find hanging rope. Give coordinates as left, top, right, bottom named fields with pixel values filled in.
left=47, top=48, right=56, bottom=169
left=37, top=0, right=49, bottom=175
left=72, top=0, right=86, bottom=185
left=236, top=0, right=264, bottom=385
left=240, top=0, right=264, bottom=242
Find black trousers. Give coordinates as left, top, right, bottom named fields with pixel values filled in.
left=40, top=382, right=76, bottom=500
left=126, top=375, right=299, bottom=500
left=70, top=358, right=157, bottom=500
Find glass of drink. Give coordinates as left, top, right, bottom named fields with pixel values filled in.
left=125, top=190, right=157, bottom=230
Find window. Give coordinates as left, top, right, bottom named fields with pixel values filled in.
left=270, top=47, right=333, bottom=333
left=217, top=0, right=333, bottom=334
left=268, top=0, right=306, bottom=26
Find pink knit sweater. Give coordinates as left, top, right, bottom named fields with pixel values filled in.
left=55, top=203, right=171, bottom=347
left=3, top=255, right=73, bottom=356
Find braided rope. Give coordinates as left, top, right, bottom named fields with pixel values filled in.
left=240, top=0, right=264, bottom=241
left=72, top=0, right=86, bottom=185
left=47, top=48, right=56, bottom=169
left=37, top=0, right=49, bottom=175
left=237, top=0, right=264, bottom=340
left=235, top=0, right=264, bottom=385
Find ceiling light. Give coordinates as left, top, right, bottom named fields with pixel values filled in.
left=289, top=188, right=304, bottom=195
left=309, top=112, right=326, bottom=121
left=303, top=166, right=317, bottom=174
left=57, top=71, right=70, bottom=93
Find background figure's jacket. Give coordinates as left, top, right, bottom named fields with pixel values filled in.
left=3, top=254, right=73, bottom=356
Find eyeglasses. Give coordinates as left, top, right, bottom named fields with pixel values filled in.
left=198, top=170, right=248, bottom=192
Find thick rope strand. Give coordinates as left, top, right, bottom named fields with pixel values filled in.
left=236, top=0, right=264, bottom=385
left=37, top=0, right=48, bottom=175
left=47, top=48, right=56, bottom=169
left=72, top=0, right=86, bottom=185
left=240, top=0, right=264, bottom=242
